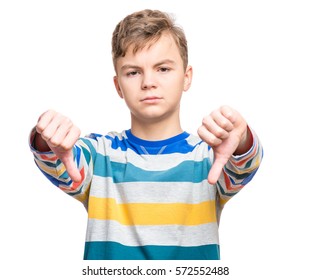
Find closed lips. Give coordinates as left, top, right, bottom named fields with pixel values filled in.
left=141, top=96, right=162, bottom=101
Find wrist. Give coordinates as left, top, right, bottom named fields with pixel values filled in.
left=233, top=126, right=253, bottom=156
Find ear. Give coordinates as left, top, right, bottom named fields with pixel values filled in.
left=183, top=65, right=193, bottom=92
left=113, top=76, right=124, bottom=99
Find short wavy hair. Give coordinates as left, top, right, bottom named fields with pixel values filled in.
left=112, top=9, right=188, bottom=71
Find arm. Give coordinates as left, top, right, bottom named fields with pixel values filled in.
left=29, top=110, right=97, bottom=207
left=32, top=110, right=82, bottom=182
left=198, top=106, right=263, bottom=201
left=216, top=128, right=262, bottom=206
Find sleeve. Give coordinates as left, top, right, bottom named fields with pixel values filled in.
left=215, top=128, right=264, bottom=208
left=29, top=128, right=99, bottom=209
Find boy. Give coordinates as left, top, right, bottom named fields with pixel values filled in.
left=29, top=9, right=263, bottom=260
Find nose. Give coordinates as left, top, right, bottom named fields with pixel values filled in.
left=141, top=71, right=157, bottom=90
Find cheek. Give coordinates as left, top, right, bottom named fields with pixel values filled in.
left=172, top=72, right=186, bottom=86
left=119, top=77, right=140, bottom=92
left=117, top=81, right=130, bottom=99
left=167, top=76, right=186, bottom=95
left=119, top=84, right=137, bottom=107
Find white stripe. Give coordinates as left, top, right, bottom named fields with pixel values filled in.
left=186, top=134, right=203, bottom=146
left=92, top=135, right=211, bottom=171
left=79, top=132, right=212, bottom=171
left=90, top=175, right=216, bottom=204
left=86, top=219, right=219, bottom=246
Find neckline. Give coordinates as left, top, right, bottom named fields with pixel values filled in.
left=125, top=129, right=190, bottom=148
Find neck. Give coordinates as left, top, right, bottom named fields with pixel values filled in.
left=130, top=113, right=183, bottom=141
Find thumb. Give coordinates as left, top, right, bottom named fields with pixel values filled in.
left=208, top=158, right=226, bottom=185
left=60, top=152, right=82, bottom=183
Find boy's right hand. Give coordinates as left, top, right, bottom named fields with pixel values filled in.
left=35, top=110, right=82, bottom=183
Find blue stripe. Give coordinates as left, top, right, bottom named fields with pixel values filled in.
left=88, top=133, right=103, bottom=139
left=93, top=154, right=211, bottom=183
left=79, top=138, right=98, bottom=163
left=36, top=162, right=85, bottom=196
left=35, top=161, right=70, bottom=187
left=216, top=169, right=258, bottom=197
left=74, top=146, right=81, bottom=165
left=241, top=168, right=258, bottom=185
left=84, top=241, right=220, bottom=260
left=104, top=130, right=199, bottom=155
left=33, top=154, right=60, bottom=168
left=224, top=167, right=253, bottom=180
left=216, top=181, right=237, bottom=197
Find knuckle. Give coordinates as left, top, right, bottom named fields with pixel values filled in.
left=221, top=105, right=235, bottom=119
left=40, top=109, right=55, bottom=120
left=49, top=138, right=60, bottom=147
left=62, top=116, right=72, bottom=126
left=211, top=109, right=219, bottom=117
left=55, top=112, right=64, bottom=121
left=209, top=135, right=222, bottom=146
left=220, top=105, right=231, bottom=112
left=197, top=125, right=205, bottom=137
left=214, top=128, right=224, bottom=138
left=61, top=143, right=72, bottom=151
left=202, top=118, right=208, bottom=127
left=220, top=120, right=232, bottom=132
left=225, top=111, right=234, bottom=121
left=48, top=109, right=56, bottom=115
left=41, top=131, right=52, bottom=141
left=202, top=115, right=211, bottom=126
left=36, top=123, right=44, bottom=133
left=209, top=135, right=217, bottom=145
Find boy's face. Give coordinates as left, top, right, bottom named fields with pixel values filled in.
left=114, top=33, right=192, bottom=125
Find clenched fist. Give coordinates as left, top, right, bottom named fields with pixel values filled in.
left=34, top=110, right=82, bottom=183
left=198, top=106, right=253, bottom=185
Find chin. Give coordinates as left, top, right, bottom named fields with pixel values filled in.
left=133, top=111, right=171, bottom=123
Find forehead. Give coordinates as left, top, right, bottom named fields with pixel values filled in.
left=116, top=33, right=182, bottom=67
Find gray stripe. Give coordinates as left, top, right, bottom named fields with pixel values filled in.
left=90, top=175, right=217, bottom=204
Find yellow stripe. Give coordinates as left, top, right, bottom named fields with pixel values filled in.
left=88, top=197, right=217, bottom=226
left=34, top=159, right=59, bottom=177
left=242, top=156, right=261, bottom=173
left=254, top=155, right=261, bottom=169
left=73, top=183, right=91, bottom=204
left=219, top=196, right=230, bottom=207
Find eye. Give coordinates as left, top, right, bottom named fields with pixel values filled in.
left=126, top=70, right=140, bottom=77
left=158, top=67, right=170, bottom=73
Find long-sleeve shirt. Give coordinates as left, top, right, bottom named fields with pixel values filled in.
left=30, top=129, right=263, bottom=260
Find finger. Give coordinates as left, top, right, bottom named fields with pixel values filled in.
left=61, top=126, right=81, bottom=150
left=38, top=112, right=66, bottom=142
left=197, top=125, right=222, bottom=147
left=61, top=153, right=82, bottom=183
left=212, top=108, right=235, bottom=132
left=36, top=110, right=57, bottom=134
left=202, top=115, right=230, bottom=140
left=48, top=117, right=75, bottom=148
left=219, top=105, right=237, bottom=127
left=208, top=159, right=225, bottom=185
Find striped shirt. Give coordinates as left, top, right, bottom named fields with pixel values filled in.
left=31, top=129, right=263, bottom=260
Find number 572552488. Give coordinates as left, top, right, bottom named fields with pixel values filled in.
left=175, top=266, right=229, bottom=276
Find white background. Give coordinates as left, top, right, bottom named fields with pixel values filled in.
left=1, top=0, right=310, bottom=279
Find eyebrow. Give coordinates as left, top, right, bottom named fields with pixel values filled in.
left=120, top=59, right=176, bottom=71
left=154, top=59, right=176, bottom=67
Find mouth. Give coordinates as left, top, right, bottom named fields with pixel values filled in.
left=140, top=96, right=163, bottom=104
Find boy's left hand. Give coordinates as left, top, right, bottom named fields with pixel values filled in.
left=197, top=105, right=252, bottom=185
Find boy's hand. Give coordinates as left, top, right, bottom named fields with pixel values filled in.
left=35, top=110, right=82, bottom=183
left=198, top=105, right=252, bottom=185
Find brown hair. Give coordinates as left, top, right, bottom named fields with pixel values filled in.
left=112, top=9, right=188, bottom=71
